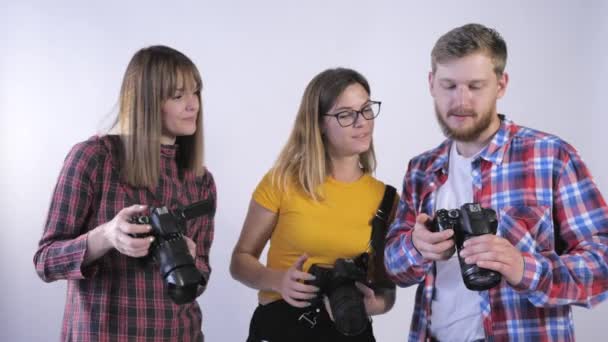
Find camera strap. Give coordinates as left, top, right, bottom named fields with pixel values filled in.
left=370, top=185, right=397, bottom=254
left=179, top=199, right=216, bottom=221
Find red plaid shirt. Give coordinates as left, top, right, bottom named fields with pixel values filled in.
left=34, top=135, right=216, bottom=342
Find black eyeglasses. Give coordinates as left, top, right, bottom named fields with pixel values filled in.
left=323, top=101, right=381, bottom=127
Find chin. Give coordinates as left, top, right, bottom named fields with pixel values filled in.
left=352, top=144, right=371, bottom=155
left=179, top=126, right=197, bottom=136
left=448, top=125, right=472, bottom=135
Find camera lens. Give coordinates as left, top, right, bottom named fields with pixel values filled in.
left=329, top=284, right=368, bottom=336
left=456, top=204, right=502, bottom=291
left=463, top=267, right=502, bottom=290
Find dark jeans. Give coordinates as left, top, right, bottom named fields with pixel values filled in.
left=246, top=300, right=375, bottom=342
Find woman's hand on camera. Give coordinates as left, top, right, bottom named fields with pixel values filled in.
left=101, top=204, right=155, bottom=258
left=355, top=282, right=385, bottom=316
left=412, top=213, right=455, bottom=261
left=183, top=236, right=197, bottom=258
left=276, top=254, right=318, bottom=308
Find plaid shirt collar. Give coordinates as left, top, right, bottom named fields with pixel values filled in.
left=430, top=114, right=516, bottom=174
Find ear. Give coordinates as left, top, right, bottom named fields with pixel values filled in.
left=428, top=71, right=436, bottom=96
left=496, top=72, right=509, bottom=99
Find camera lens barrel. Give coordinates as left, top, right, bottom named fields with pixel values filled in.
left=328, top=284, right=368, bottom=336
left=131, top=206, right=204, bottom=304
left=308, top=260, right=370, bottom=336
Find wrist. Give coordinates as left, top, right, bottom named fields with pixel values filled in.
left=94, top=223, right=113, bottom=253
left=83, top=224, right=113, bottom=265
left=268, top=269, right=284, bottom=293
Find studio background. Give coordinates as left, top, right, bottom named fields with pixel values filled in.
left=1, top=1, right=607, bottom=341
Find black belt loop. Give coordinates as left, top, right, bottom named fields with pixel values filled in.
left=297, top=307, right=321, bottom=328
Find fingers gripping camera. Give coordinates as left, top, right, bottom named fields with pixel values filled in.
left=433, top=203, right=502, bottom=291
left=130, top=200, right=214, bottom=304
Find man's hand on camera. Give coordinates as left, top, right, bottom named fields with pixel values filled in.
left=412, top=214, right=455, bottom=261
left=459, top=235, right=524, bottom=285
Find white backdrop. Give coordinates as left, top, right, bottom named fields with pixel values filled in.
left=1, top=1, right=607, bottom=341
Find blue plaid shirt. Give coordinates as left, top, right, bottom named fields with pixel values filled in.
left=385, top=115, right=608, bottom=341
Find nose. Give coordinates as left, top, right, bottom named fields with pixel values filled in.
left=352, top=111, right=363, bottom=127
left=454, top=85, right=472, bottom=108
left=186, top=94, right=199, bottom=112
left=352, top=111, right=370, bottom=128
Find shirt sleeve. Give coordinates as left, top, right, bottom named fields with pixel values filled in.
left=384, top=160, right=433, bottom=287
left=252, top=171, right=281, bottom=213
left=33, top=139, right=100, bottom=282
left=512, top=144, right=608, bottom=308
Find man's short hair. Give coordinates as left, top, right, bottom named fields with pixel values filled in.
left=431, top=23, right=507, bottom=76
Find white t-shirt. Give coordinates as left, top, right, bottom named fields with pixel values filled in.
left=430, top=143, right=485, bottom=342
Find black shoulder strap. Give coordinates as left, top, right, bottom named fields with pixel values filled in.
left=370, top=185, right=397, bottom=253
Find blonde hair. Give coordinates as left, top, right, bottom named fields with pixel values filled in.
left=271, top=68, right=376, bottom=200
left=116, top=45, right=204, bottom=188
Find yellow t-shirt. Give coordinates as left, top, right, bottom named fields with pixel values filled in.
left=253, top=171, right=386, bottom=302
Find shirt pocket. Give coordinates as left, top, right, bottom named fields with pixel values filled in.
left=497, top=205, right=554, bottom=253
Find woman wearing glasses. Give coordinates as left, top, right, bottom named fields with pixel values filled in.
left=230, top=68, right=395, bottom=341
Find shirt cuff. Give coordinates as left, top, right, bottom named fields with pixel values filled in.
left=510, top=252, right=541, bottom=293
left=76, top=233, right=100, bottom=279
left=403, top=233, right=428, bottom=267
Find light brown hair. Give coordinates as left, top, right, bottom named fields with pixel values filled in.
left=116, top=45, right=204, bottom=188
left=271, top=68, right=376, bottom=200
left=431, top=23, right=508, bottom=76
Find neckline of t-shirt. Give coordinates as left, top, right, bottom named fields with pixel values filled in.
left=450, top=142, right=483, bottom=163
left=327, top=173, right=372, bottom=187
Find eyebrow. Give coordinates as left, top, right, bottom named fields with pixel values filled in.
left=438, top=78, right=487, bottom=83
left=333, top=100, right=372, bottom=112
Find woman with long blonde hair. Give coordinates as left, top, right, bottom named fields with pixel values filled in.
left=231, top=68, right=396, bottom=341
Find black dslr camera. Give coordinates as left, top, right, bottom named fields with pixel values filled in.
left=433, top=203, right=501, bottom=291
left=130, top=199, right=214, bottom=304
left=306, top=254, right=369, bottom=336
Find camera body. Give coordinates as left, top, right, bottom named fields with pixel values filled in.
left=306, top=254, right=369, bottom=336
left=433, top=203, right=501, bottom=291
left=131, top=205, right=207, bottom=304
